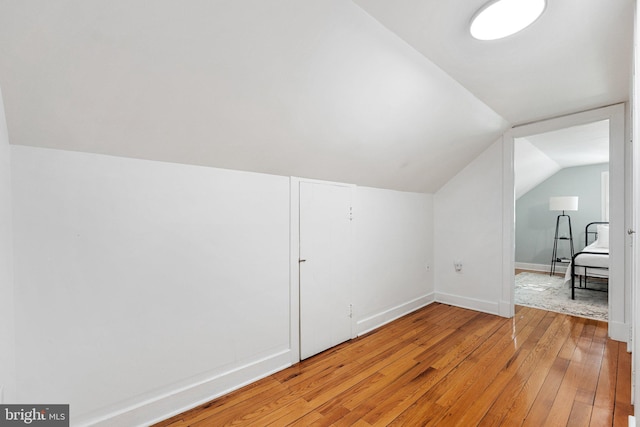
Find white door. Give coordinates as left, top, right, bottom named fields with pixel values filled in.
left=299, top=181, right=353, bottom=360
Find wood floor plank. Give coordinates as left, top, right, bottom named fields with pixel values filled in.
left=615, top=341, right=632, bottom=404
left=360, top=317, right=507, bottom=425
left=498, top=314, right=574, bottom=425
left=325, top=345, right=432, bottom=415
left=153, top=303, right=633, bottom=427
left=544, top=335, right=594, bottom=426
left=285, top=410, right=324, bottom=426
left=247, top=398, right=314, bottom=426
left=478, top=311, right=571, bottom=426
left=522, top=356, right=571, bottom=427
left=589, top=405, right=612, bottom=427
left=613, top=341, right=633, bottom=427
left=153, top=377, right=286, bottom=427
left=575, top=333, right=606, bottom=406
left=433, top=309, right=547, bottom=410
left=566, top=400, right=593, bottom=427
left=557, top=316, right=588, bottom=360
left=425, top=308, right=553, bottom=425
left=189, top=382, right=297, bottom=426
left=431, top=320, right=519, bottom=408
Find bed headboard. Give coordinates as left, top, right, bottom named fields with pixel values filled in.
left=586, top=221, right=609, bottom=246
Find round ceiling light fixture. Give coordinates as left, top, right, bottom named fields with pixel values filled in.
left=470, top=0, right=546, bottom=41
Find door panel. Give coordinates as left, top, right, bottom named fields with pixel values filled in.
left=299, top=182, right=352, bottom=360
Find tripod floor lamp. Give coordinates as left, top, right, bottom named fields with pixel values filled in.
left=549, top=196, right=579, bottom=276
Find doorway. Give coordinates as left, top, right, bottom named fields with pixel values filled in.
left=513, top=120, right=609, bottom=320
left=503, top=104, right=628, bottom=341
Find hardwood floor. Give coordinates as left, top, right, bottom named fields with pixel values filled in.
left=154, top=303, right=632, bottom=426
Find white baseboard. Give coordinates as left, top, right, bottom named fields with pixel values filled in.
left=435, top=291, right=500, bottom=316
left=515, top=262, right=567, bottom=274
left=609, top=321, right=630, bottom=344
left=75, top=349, right=293, bottom=427
left=356, top=293, right=435, bottom=336
left=498, top=300, right=513, bottom=318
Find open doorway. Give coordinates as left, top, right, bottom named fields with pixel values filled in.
left=502, top=104, right=628, bottom=341
left=513, top=120, right=609, bottom=320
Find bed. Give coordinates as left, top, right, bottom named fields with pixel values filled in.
left=565, top=222, right=609, bottom=300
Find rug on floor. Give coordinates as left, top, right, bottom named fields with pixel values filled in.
left=515, top=272, right=608, bottom=321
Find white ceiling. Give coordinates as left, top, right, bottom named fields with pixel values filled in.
left=522, top=120, right=609, bottom=168
left=514, top=120, right=610, bottom=199
left=0, top=0, right=632, bottom=193
left=352, top=0, right=633, bottom=125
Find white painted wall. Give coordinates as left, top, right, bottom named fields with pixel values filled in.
left=11, top=146, right=292, bottom=426
left=354, top=187, right=434, bottom=334
left=633, top=0, right=640, bottom=406
left=11, top=146, right=435, bottom=426
left=0, top=87, right=16, bottom=402
left=434, top=139, right=505, bottom=315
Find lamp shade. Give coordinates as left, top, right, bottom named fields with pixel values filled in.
left=549, top=196, right=578, bottom=211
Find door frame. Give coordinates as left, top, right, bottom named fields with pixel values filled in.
left=502, top=103, right=628, bottom=341
left=289, top=177, right=356, bottom=364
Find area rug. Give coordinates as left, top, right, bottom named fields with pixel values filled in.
left=515, top=272, right=608, bottom=321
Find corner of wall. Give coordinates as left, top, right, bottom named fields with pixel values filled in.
left=433, top=138, right=506, bottom=316
left=0, top=85, right=17, bottom=402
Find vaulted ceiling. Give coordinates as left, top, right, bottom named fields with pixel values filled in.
left=0, top=0, right=633, bottom=192
left=514, top=120, right=610, bottom=199
left=353, top=0, right=633, bottom=125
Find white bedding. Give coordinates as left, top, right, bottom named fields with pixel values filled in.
left=564, top=241, right=609, bottom=282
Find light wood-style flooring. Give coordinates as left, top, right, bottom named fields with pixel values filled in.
left=154, top=303, right=632, bottom=426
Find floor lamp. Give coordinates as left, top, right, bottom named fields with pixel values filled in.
left=549, top=196, right=579, bottom=276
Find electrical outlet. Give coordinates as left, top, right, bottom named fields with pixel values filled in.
left=454, top=260, right=463, bottom=272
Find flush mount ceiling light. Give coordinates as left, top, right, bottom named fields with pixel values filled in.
left=470, top=0, right=546, bottom=41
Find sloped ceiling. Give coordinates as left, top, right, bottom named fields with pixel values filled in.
left=0, top=0, right=632, bottom=193
left=514, top=119, right=609, bottom=199
left=353, top=0, right=633, bottom=125
left=522, top=120, right=609, bottom=168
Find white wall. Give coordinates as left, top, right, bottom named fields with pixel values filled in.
left=633, top=0, right=640, bottom=406
left=354, top=187, right=434, bottom=334
left=434, top=139, right=505, bottom=315
left=11, top=146, right=435, bottom=426
left=11, top=146, right=291, bottom=426
left=0, top=87, right=16, bottom=402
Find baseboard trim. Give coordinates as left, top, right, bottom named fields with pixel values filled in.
left=435, top=292, right=500, bottom=316
left=515, top=262, right=567, bottom=275
left=609, top=321, right=630, bottom=344
left=356, top=293, right=435, bottom=336
left=498, top=300, right=513, bottom=318
left=75, top=349, right=293, bottom=427
left=515, top=262, right=567, bottom=274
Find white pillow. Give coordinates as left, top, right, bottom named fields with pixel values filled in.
left=594, top=224, right=609, bottom=248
